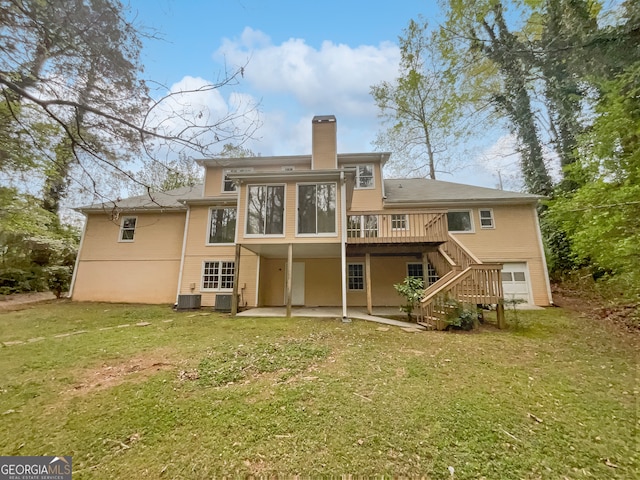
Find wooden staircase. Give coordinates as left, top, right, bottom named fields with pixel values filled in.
left=418, top=234, right=505, bottom=330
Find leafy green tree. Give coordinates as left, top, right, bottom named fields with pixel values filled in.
left=371, top=18, right=467, bottom=179
left=0, top=0, right=257, bottom=213
left=547, top=59, right=640, bottom=296
left=0, top=187, right=78, bottom=295
left=535, top=0, right=598, bottom=181
left=437, top=1, right=553, bottom=195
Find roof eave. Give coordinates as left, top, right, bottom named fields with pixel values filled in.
left=383, top=197, right=543, bottom=208
left=76, top=205, right=187, bottom=214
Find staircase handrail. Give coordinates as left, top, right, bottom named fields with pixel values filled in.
left=444, top=233, right=482, bottom=267
left=421, top=263, right=504, bottom=305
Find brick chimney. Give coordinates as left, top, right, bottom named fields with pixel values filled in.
left=311, top=115, right=337, bottom=170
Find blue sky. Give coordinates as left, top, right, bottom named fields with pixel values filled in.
left=126, top=0, right=520, bottom=189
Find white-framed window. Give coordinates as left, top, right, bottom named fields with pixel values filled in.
left=202, top=260, right=235, bottom=291
left=407, top=263, right=423, bottom=280
left=347, top=215, right=378, bottom=238
left=207, top=208, right=236, bottom=244
left=407, top=262, right=439, bottom=286
left=119, top=216, right=137, bottom=242
left=222, top=168, right=253, bottom=193
left=297, top=183, right=337, bottom=235
left=354, top=164, right=374, bottom=189
left=479, top=208, right=495, bottom=229
left=391, top=214, right=408, bottom=230
left=447, top=210, right=474, bottom=233
left=348, top=263, right=364, bottom=290
left=246, top=184, right=285, bottom=236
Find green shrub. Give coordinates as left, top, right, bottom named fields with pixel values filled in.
left=442, top=298, right=477, bottom=331
left=394, top=276, right=425, bottom=321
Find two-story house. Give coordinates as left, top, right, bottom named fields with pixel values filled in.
left=71, top=115, right=552, bottom=324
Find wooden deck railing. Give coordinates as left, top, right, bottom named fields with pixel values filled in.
left=346, top=211, right=448, bottom=244
left=440, top=233, right=482, bottom=269
left=418, top=264, right=504, bottom=329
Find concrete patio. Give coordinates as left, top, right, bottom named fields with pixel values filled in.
left=236, top=306, right=425, bottom=329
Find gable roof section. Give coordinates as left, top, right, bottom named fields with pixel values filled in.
left=384, top=178, right=542, bottom=206
left=77, top=184, right=203, bottom=212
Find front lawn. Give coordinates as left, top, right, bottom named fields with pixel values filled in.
left=0, top=302, right=637, bottom=478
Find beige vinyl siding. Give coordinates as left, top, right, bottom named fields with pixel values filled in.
left=203, top=163, right=314, bottom=197
left=179, top=250, right=258, bottom=308
left=259, top=258, right=342, bottom=306
left=72, top=260, right=180, bottom=303
left=204, top=167, right=226, bottom=197
left=312, top=120, right=337, bottom=170
left=451, top=204, right=549, bottom=306
left=258, top=256, right=419, bottom=307
left=72, top=212, right=185, bottom=303
left=346, top=256, right=421, bottom=306
left=348, top=163, right=384, bottom=211
left=180, top=205, right=258, bottom=307
left=258, top=258, right=286, bottom=306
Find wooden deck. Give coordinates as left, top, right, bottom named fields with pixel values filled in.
left=346, top=211, right=448, bottom=245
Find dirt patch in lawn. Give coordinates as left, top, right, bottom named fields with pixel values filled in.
left=552, top=283, right=639, bottom=335
left=0, top=292, right=58, bottom=311
left=69, top=350, right=176, bottom=395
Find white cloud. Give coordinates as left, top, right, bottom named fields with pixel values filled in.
left=216, top=27, right=400, bottom=117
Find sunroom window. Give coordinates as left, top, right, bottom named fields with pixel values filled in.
left=297, top=183, right=337, bottom=234
left=246, top=185, right=285, bottom=235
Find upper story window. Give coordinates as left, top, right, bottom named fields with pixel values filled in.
left=297, top=183, right=337, bottom=235
left=447, top=210, right=474, bottom=233
left=119, top=216, right=137, bottom=242
left=354, top=164, right=374, bottom=189
left=222, top=168, right=253, bottom=193
left=246, top=185, right=285, bottom=235
left=208, top=208, right=236, bottom=244
left=479, top=209, right=495, bottom=229
left=347, top=215, right=378, bottom=238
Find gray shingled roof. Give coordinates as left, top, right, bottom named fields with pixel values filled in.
left=77, top=184, right=203, bottom=211
left=384, top=178, right=542, bottom=205
left=77, top=177, right=541, bottom=212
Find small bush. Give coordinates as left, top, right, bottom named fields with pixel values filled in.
left=394, top=276, right=425, bottom=321
left=442, top=298, right=477, bottom=331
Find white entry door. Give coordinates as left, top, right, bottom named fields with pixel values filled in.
left=286, top=262, right=305, bottom=305
left=501, top=262, right=531, bottom=303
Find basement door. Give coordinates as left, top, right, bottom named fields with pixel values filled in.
left=285, top=262, right=305, bottom=306
left=501, top=262, right=531, bottom=303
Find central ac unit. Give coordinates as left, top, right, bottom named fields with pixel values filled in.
left=176, top=294, right=201, bottom=311
left=214, top=294, right=233, bottom=312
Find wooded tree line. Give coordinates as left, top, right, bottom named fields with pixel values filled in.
left=373, top=0, right=639, bottom=301
left=0, top=0, right=256, bottom=294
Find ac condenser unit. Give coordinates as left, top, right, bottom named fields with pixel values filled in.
left=214, top=294, right=233, bottom=312
left=176, top=294, right=201, bottom=311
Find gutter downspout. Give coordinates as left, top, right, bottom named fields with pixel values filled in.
left=340, top=171, right=349, bottom=321
left=67, top=213, right=88, bottom=299
left=175, top=205, right=191, bottom=304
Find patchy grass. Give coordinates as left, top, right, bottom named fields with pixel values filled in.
left=0, top=302, right=637, bottom=478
